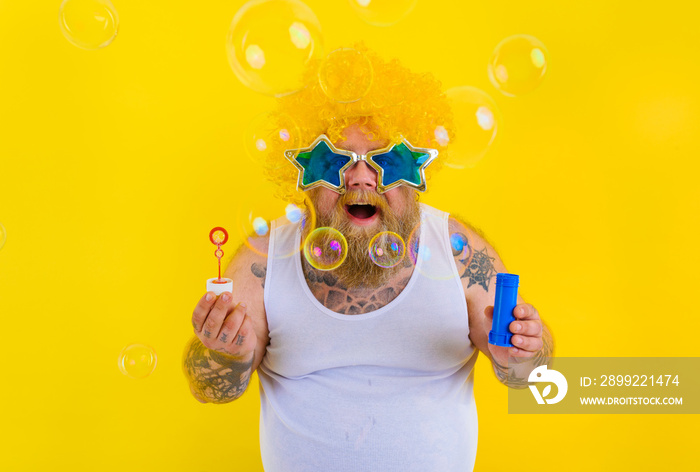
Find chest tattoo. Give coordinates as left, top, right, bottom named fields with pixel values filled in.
left=305, top=268, right=412, bottom=315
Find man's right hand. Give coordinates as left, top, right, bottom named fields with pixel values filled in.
left=192, top=292, right=257, bottom=362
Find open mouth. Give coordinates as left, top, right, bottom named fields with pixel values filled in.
left=345, top=204, right=378, bottom=221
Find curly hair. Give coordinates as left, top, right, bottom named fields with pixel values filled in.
left=263, top=43, right=454, bottom=204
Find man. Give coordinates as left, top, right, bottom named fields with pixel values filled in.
left=184, top=46, right=553, bottom=471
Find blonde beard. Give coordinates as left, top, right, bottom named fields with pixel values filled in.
left=307, top=188, right=421, bottom=289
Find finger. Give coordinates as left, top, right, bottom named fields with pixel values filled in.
left=510, top=334, right=543, bottom=353
left=513, top=303, right=540, bottom=321
left=509, top=319, right=543, bottom=337
left=233, top=315, right=257, bottom=355
left=202, top=292, right=234, bottom=340
left=192, top=292, right=218, bottom=332
left=506, top=345, right=537, bottom=358
left=233, top=314, right=250, bottom=347
left=218, top=303, right=247, bottom=345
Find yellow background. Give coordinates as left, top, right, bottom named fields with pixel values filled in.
left=1, top=0, right=698, bottom=470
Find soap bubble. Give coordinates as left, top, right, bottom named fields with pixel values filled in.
left=236, top=196, right=316, bottom=258
left=318, top=48, right=374, bottom=103
left=488, top=34, right=549, bottom=97
left=243, top=111, right=300, bottom=167
left=436, top=86, right=501, bottom=169
left=407, top=225, right=419, bottom=263
left=368, top=231, right=405, bottom=268
left=407, top=223, right=459, bottom=281
left=285, top=203, right=303, bottom=223
left=118, top=344, right=157, bottom=379
left=450, top=232, right=469, bottom=254
left=347, top=0, right=418, bottom=27
left=58, top=0, right=119, bottom=51
left=226, top=0, right=325, bottom=97
left=449, top=234, right=473, bottom=285
left=448, top=219, right=473, bottom=267
left=303, top=227, right=347, bottom=270
left=0, top=222, right=6, bottom=250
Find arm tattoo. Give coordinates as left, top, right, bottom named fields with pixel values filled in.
left=183, top=337, right=254, bottom=404
left=251, top=263, right=267, bottom=288
left=449, top=228, right=497, bottom=292
left=492, top=325, right=554, bottom=389
left=460, top=247, right=497, bottom=292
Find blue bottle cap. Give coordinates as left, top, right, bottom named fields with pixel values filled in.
left=495, top=273, right=519, bottom=287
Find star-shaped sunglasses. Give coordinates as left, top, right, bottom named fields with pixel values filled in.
left=284, top=134, right=438, bottom=194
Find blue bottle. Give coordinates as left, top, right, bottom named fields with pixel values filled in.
left=489, top=273, right=520, bottom=347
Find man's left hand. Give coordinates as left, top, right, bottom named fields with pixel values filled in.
left=483, top=303, right=544, bottom=366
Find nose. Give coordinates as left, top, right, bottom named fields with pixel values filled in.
left=345, top=161, right=377, bottom=191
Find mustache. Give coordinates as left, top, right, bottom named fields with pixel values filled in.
left=338, top=190, right=388, bottom=210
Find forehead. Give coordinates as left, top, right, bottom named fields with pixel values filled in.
left=333, top=124, right=389, bottom=154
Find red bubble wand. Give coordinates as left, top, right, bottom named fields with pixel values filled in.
left=209, top=227, right=229, bottom=282
left=206, top=227, right=233, bottom=297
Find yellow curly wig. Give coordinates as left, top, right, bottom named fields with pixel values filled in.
left=264, top=43, right=454, bottom=203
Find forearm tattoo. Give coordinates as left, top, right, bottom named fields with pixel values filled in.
left=492, top=325, right=554, bottom=389
left=183, top=337, right=254, bottom=403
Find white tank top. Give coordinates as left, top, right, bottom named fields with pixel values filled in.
left=260, top=204, right=479, bottom=472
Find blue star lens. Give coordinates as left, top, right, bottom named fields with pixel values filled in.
left=371, top=143, right=425, bottom=188
left=296, top=140, right=352, bottom=188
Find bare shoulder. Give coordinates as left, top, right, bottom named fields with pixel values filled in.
left=223, top=234, right=270, bottom=292
left=222, top=234, right=270, bottom=370
left=447, top=215, right=508, bottom=297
